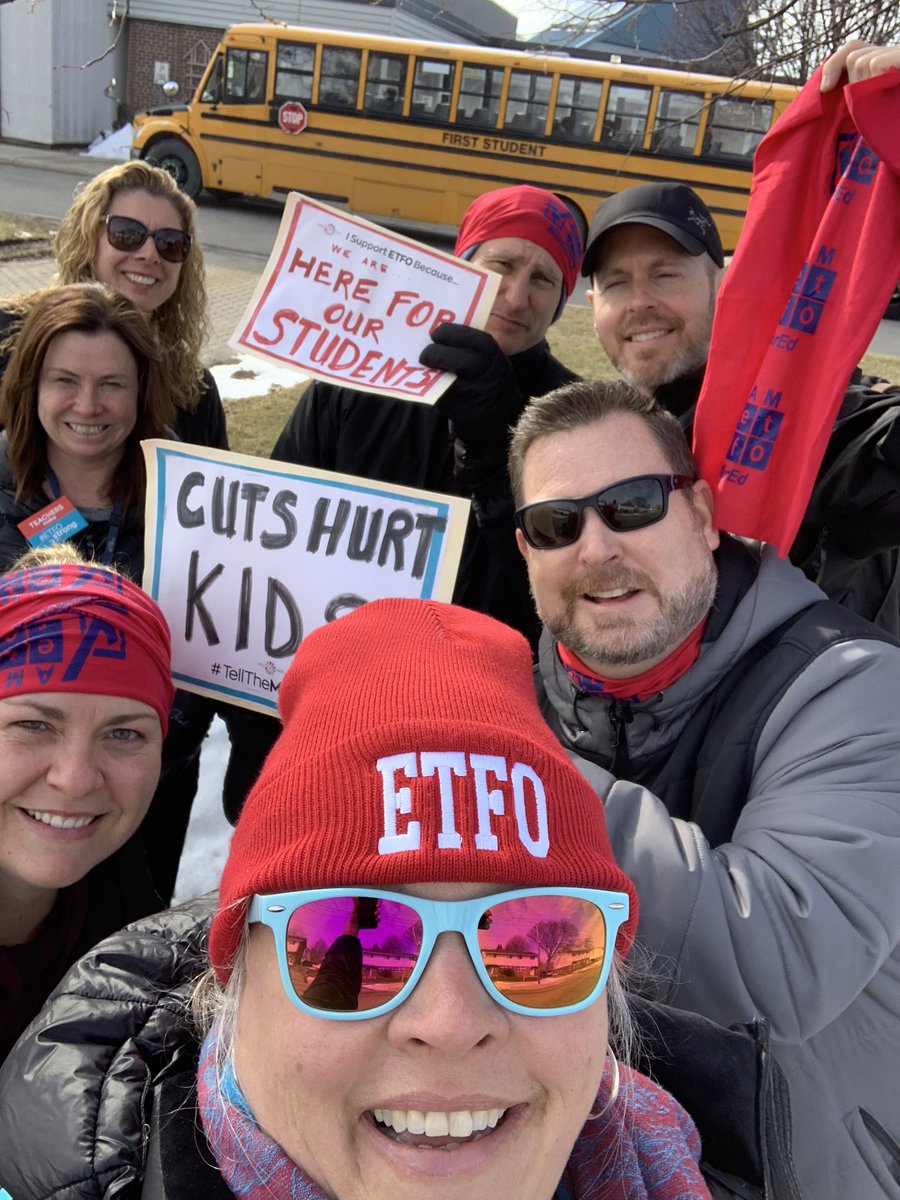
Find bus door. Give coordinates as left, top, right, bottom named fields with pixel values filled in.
left=201, top=42, right=272, bottom=194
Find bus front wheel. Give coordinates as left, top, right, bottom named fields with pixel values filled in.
left=146, top=139, right=202, bottom=198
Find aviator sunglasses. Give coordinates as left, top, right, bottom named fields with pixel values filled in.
left=249, top=886, right=630, bottom=1020
left=516, top=473, right=696, bottom=550
left=104, top=214, right=192, bottom=263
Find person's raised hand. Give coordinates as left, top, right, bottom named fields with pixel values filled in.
left=821, top=41, right=900, bottom=91
left=421, top=323, right=523, bottom=454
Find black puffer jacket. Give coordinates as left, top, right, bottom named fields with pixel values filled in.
left=0, top=895, right=800, bottom=1199
left=271, top=339, right=576, bottom=647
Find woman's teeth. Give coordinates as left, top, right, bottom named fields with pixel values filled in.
left=373, top=1107, right=506, bottom=1137
left=25, top=809, right=96, bottom=829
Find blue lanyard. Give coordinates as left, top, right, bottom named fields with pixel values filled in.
left=45, top=466, right=124, bottom=565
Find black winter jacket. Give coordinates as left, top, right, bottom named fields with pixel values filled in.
left=0, top=895, right=801, bottom=1200
left=0, top=833, right=160, bottom=1065
left=271, top=339, right=576, bottom=647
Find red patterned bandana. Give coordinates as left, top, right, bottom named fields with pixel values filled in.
left=0, top=561, right=174, bottom=733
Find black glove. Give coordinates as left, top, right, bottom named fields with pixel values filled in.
left=420, top=323, right=524, bottom=454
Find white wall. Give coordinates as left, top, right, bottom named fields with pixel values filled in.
left=0, top=0, right=124, bottom=145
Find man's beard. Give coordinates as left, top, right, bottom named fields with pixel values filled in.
left=615, top=291, right=716, bottom=396
left=537, top=555, right=718, bottom=674
left=619, top=336, right=710, bottom=396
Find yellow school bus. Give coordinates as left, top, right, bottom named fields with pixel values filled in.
left=131, top=23, right=797, bottom=251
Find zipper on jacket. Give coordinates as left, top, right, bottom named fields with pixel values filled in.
left=607, top=698, right=634, bottom=777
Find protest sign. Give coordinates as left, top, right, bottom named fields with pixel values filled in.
left=142, top=440, right=470, bottom=714
left=230, top=192, right=499, bottom=402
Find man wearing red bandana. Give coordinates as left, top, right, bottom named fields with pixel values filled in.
left=272, top=185, right=583, bottom=649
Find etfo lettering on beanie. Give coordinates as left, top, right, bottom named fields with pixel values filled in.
left=378, top=750, right=549, bottom=857
left=209, top=599, right=638, bottom=977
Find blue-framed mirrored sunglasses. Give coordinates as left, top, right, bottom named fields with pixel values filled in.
left=516, top=473, right=696, bottom=550
left=248, top=886, right=630, bottom=1021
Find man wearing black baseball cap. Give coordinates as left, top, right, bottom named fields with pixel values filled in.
left=584, top=182, right=724, bottom=402
left=582, top=174, right=900, bottom=635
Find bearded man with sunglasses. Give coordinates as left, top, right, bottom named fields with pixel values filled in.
left=511, top=377, right=900, bottom=1200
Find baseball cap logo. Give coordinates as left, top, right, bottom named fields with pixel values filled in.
left=687, top=206, right=712, bottom=233
left=377, top=749, right=550, bottom=858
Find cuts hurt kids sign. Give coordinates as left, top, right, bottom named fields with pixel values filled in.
left=142, top=441, right=469, bottom=714
left=231, top=193, right=499, bottom=403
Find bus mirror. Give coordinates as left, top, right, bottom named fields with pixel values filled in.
left=162, top=80, right=179, bottom=99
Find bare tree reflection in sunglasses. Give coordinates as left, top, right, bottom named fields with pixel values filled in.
left=104, top=214, right=192, bottom=263
left=248, top=887, right=630, bottom=1020
left=516, top=474, right=696, bottom=550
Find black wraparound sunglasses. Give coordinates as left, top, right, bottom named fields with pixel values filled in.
left=516, top=473, right=696, bottom=550
left=104, top=214, right=192, bottom=263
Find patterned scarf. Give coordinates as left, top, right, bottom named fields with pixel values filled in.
left=197, top=1023, right=710, bottom=1200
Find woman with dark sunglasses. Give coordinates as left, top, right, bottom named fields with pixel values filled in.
left=0, top=599, right=799, bottom=1200
left=0, top=163, right=280, bottom=899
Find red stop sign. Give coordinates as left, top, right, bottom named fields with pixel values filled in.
left=278, top=101, right=308, bottom=134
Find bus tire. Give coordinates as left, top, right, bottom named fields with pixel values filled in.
left=146, top=138, right=202, bottom=198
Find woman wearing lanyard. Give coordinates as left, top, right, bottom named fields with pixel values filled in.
left=0, top=282, right=171, bottom=576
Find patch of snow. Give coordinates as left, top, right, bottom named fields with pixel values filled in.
left=83, top=124, right=134, bottom=161
left=173, top=716, right=234, bottom=903
left=211, top=354, right=309, bottom=401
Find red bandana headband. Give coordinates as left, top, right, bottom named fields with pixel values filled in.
left=455, top=185, right=583, bottom=299
left=0, top=562, right=174, bottom=733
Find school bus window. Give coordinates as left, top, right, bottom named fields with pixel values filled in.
left=319, top=46, right=362, bottom=108
left=411, top=58, right=454, bottom=122
left=275, top=41, right=314, bottom=102
left=199, top=55, right=223, bottom=104
left=553, top=76, right=602, bottom=141
left=504, top=71, right=551, bottom=135
left=457, top=64, right=503, bottom=127
left=651, top=90, right=703, bottom=155
left=224, top=48, right=268, bottom=103
left=601, top=83, right=651, bottom=149
left=703, top=96, right=773, bottom=160
left=365, top=53, right=407, bottom=113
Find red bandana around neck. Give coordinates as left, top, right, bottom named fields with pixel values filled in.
left=558, top=618, right=707, bottom=701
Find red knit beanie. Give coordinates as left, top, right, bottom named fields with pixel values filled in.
left=209, top=599, right=637, bottom=978
left=455, top=185, right=584, bottom=299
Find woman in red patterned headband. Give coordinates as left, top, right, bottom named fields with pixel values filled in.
left=0, top=543, right=173, bottom=1064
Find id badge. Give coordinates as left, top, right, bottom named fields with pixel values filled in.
left=17, top=495, right=89, bottom=548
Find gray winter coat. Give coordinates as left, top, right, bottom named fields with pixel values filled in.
left=538, top=539, right=900, bottom=1199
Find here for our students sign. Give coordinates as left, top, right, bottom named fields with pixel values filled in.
left=230, top=193, right=499, bottom=403
left=142, top=441, right=469, bottom=714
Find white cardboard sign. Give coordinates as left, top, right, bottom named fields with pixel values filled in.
left=230, top=192, right=499, bottom=402
left=142, top=441, right=470, bottom=713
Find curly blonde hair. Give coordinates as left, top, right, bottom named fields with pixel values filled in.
left=53, top=160, right=210, bottom=413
